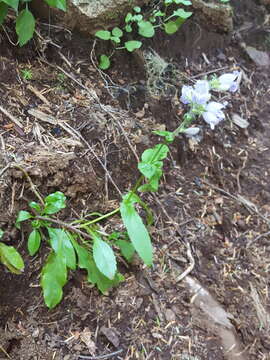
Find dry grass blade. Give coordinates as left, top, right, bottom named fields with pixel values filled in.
left=0, top=104, right=24, bottom=129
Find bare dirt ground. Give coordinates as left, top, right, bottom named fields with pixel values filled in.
left=0, top=0, right=270, bottom=359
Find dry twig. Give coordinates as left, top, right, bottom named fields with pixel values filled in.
left=0, top=104, right=24, bottom=129
left=77, top=349, right=123, bottom=360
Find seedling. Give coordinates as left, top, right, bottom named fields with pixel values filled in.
left=95, top=0, right=193, bottom=69
left=21, top=68, right=33, bottom=80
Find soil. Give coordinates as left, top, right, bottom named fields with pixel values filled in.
left=1, top=0, right=270, bottom=359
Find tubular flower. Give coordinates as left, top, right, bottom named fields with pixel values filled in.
left=216, top=71, right=240, bottom=92
left=202, top=102, right=226, bottom=130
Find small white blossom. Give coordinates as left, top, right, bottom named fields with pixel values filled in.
left=180, top=85, right=194, bottom=104
left=183, top=127, right=201, bottom=137
left=180, top=80, right=211, bottom=106
left=216, top=71, right=240, bottom=92
left=192, top=80, right=211, bottom=105
left=202, top=102, right=226, bottom=129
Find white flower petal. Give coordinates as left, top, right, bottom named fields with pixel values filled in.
left=202, top=112, right=219, bottom=129
left=180, top=85, right=194, bottom=104
left=183, top=127, right=201, bottom=137
left=195, top=80, right=210, bottom=94
left=218, top=71, right=240, bottom=91
left=206, top=101, right=225, bottom=113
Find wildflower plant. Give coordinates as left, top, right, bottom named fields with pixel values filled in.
left=14, top=70, right=239, bottom=309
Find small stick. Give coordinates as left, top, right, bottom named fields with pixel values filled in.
left=247, top=230, right=270, bottom=247
left=78, top=349, right=123, bottom=360
left=11, top=164, right=45, bottom=206
left=176, top=243, right=195, bottom=282
left=202, top=179, right=270, bottom=226
left=0, top=104, right=24, bottom=129
left=0, top=344, right=12, bottom=359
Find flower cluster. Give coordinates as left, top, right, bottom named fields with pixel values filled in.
left=180, top=71, right=239, bottom=131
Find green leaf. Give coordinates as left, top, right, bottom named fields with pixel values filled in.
left=138, top=21, right=155, bottom=38
left=95, top=30, right=111, bottom=40
left=93, top=236, right=116, bottom=280
left=0, top=2, right=8, bottom=25
left=31, top=220, right=42, bottom=229
left=110, top=36, right=121, bottom=44
left=125, top=40, right=142, bottom=52
left=0, top=243, right=24, bottom=273
left=71, top=238, right=123, bottom=294
left=112, top=27, right=123, bottom=37
left=133, top=6, right=141, bottom=13
left=174, top=0, right=192, bottom=4
left=47, top=228, right=76, bottom=270
left=141, top=144, right=169, bottom=163
left=164, top=20, right=179, bottom=35
left=1, top=0, right=18, bottom=11
left=0, top=229, right=4, bottom=240
left=125, top=24, right=133, bottom=32
left=15, top=210, right=32, bottom=229
left=44, top=191, right=66, bottom=215
left=173, top=9, right=192, bottom=19
left=99, top=54, right=111, bottom=70
left=153, top=10, right=165, bottom=17
left=115, top=239, right=135, bottom=262
left=29, top=201, right=42, bottom=213
left=133, top=14, right=143, bottom=22
left=125, top=12, right=133, bottom=23
left=120, top=193, right=153, bottom=266
left=138, top=163, right=158, bottom=179
left=153, top=130, right=175, bottom=143
left=16, top=9, right=35, bottom=47
left=27, top=229, right=41, bottom=256
left=41, top=251, right=67, bottom=308
left=44, top=0, right=66, bottom=11
left=88, top=257, right=124, bottom=294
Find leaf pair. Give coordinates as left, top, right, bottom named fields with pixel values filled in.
left=138, top=144, right=169, bottom=192
left=164, top=9, right=192, bottom=35
left=71, top=238, right=123, bottom=295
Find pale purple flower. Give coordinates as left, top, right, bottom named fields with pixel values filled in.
left=180, top=80, right=211, bottom=105
left=202, top=101, right=226, bottom=129
left=217, top=71, right=239, bottom=92
left=180, top=85, right=194, bottom=104
left=192, top=80, right=211, bottom=104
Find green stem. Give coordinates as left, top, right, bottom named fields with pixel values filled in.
left=173, top=113, right=195, bottom=136
left=76, top=208, right=120, bottom=228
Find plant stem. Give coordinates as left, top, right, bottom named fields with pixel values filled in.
left=76, top=208, right=120, bottom=228
left=173, top=113, right=195, bottom=136
left=35, top=216, right=93, bottom=240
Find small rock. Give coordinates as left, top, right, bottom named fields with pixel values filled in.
left=245, top=46, right=270, bottom=67
left=164, top=308, right=176, bottom=322
left=80, top=328, right=96, bottom=355
left=32, top=328, right=40, bottom=338
left=100, top=326, right=120, bottom=348
left=232, top=113, right=249, bottom=128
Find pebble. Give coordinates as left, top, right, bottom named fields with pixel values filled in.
left=165, top=308, right=176, bottom=322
